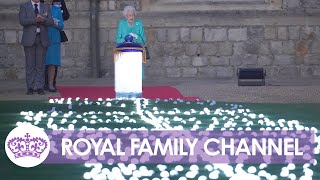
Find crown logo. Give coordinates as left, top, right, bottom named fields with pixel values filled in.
left=7, top=133, right=48, bottom=159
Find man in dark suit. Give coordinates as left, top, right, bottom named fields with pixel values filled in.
left=19, top=0, right=54, bottom=95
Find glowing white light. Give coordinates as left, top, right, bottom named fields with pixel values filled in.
left=51, top=111, right=58, bottom=117
left=186, top=171, right=198, bottom=179
left=83, top=172, right=91, bottom=179
left=248, top=166, right=257, bottom=174
left=288, top=173, right=296, bottom=180
left=259, top=163, right=267, bottom=169
left=178, top=177, right=187, bottom=180
left=208, top=171, right=219, bottom=179
left=287, top=163, right=295, bottom=170
left=68, top=124, right=74, bottom=130
left=51, top=124, right=58, bottom=130
left=242, top=118, right=248, bottom=122
left=160, top=171, right=170, bottom=178
left=175, top=165, right=183, bottom=172
left=60, top=118, right=67, bottom=124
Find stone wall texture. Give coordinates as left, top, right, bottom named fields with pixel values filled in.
left=0, top=0, right=320, bottom=80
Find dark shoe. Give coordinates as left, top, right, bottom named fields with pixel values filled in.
left=48, top=88, right=57, bottom=92
left=26, top=88, right=33, bottom=95
left=37, top=89, right=45, bottom=95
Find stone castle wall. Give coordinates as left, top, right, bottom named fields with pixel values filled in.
left=0, top=0, right=320, bottom=79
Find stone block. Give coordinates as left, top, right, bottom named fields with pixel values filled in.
left=310, top=40, right=320, bottom=53
left=313, top=67, right=320, bottom=77
left=190, top=28, right=203, bottom=41
left=100, top=0, right=108, bottom=11
left=182, top=67, right=197, bottom=77
left=5, top=30, right=17, bottom=44
left=7, top=44, right=24, bottom=58
left=186, top=44, right=200, bottom=56
left=180, top=28, right=190, bottom=42
left=274, top=55, right=295, bottom=65
left=264, top=27, right=277, bottom=40
left=245, top=42, right=260, bottom=54
left=73, top=29, right=89, bottom=43
left=200, top=43, right=218, bottom=56
left=242, top=55, right=258, bottom=65
left=76, top=0, right=90, bottom=11
left=149, top=43, right=165, bottom=57
left=63, top=58, right=76, bottom=68
left=282, top=41, right=296, bottom=55
left=270, top=41, right=283, bottom=54
left=301, top=66, right=313, bottom=78
left=278, top=27, right=288, bottom=40
left=0, top=45, right=7, bottom=58
left=167, top=28, right=179, bottom=42
left=109, top=1, right=116, bottom=10
left=18, top=30, right=23, bottom=44
left=166, top=43, right=185, bottom=56
left=248, top=27, right=264, bottom=41
left=166, top=68, right=181, bottom=78
left=288, top=26, right=300, bottom=40
left=204, top=28, right=227, bottom=42
left=258, top=55, right=273, bottom=66
left=210, top=56, right=230, bottom=66
left=79, top=44, right=90, bottom=57
left=304, top=54, right=320, bottom=65
left=65, top=1, right=75, bottom=11
left=108, top=29, right=117, bottom=43
left=278, top=66, right=299, bottom=78
left=259, top=42, right=271, bottom=55
left=216, top=67, right=234, bottom=78
left=192, top=56, right=209, bottom=67
left=0, top=31, right=5, bottom=43
left=228, top=28, right=247, bottom=41
left=198, top=67, right=216, bottom=78
left=217, top=42, right=233, bottom=56
left=286, top=0, right=301, bottom=8
left=100, top=44, right=105, bottom=57
left=176, top=55, right=192, bottom=67
left=162, top=56, right=176, bottom=67
left=64, top=43, right=79, bottom=58
left=99, top=29, right=109, bottom=43
left=230, top=55, right=243, bottom=66
left=157, top=29, right=167, bottom=42
left=145, top=67, right=166, bottom=79
left=233, top=42, right=247, bottom=55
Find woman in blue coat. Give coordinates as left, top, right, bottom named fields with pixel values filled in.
left=45, top=0, right=64, bottom=92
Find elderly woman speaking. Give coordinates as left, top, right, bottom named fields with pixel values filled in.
left=115, top=6, right=146, bottom=79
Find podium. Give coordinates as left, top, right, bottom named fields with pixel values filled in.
left=113, top=42, right=147, bottom=99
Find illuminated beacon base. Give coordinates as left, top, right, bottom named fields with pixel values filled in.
left=114, top=51, right=142, bottom=99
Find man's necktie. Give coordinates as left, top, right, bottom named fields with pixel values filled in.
left=34, top=4, right=40, bottom=28
left=34, top=4, right=39, bottom=15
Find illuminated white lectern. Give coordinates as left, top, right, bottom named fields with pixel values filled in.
left=113, top=42, right=146, bottom=99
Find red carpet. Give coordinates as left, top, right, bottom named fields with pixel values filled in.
left=49, top=86, right=200, bottom=100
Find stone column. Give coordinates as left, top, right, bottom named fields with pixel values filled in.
left=90, top=0, right=101, bottom=78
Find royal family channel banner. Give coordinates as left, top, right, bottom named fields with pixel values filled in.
left=5, top=126, right=315, bottom=166
left=40, top=130, right=314, bottom=164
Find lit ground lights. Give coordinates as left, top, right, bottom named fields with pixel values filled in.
left=15, top=98, right=320, bottom=180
